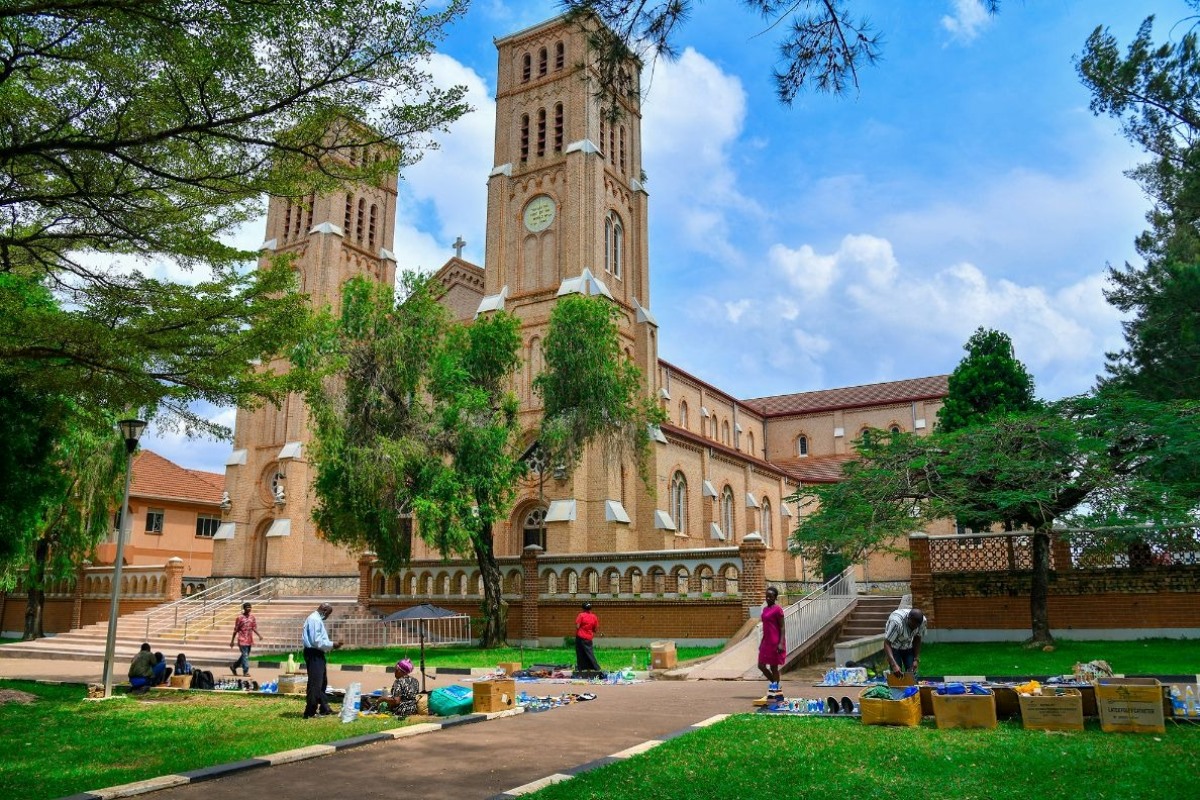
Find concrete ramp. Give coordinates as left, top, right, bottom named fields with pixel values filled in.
left=673, top=625, right=762, bottom=680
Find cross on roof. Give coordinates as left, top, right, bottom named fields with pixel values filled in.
left=452, top=236, right=466, bottom=259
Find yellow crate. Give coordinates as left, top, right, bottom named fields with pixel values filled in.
left=858, top=688, right=923, bottom=727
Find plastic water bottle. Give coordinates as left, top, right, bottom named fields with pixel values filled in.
left=1186, top=685, right=1197, bottom=717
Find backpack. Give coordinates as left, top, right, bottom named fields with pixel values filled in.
left=190, top=669, right=215, bottom=690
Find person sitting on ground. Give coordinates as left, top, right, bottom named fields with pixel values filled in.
left=128, top=643, right=156, bottom=693
left=174, top=653, right=193, bottom=676
left=883, top=607, right=927, bottom=676
left=151, top=651, right=173, bottom=686
left=378, top=658, right=420, bottom=717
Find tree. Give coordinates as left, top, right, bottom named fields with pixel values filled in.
left=936, top=327, right=1037, bottom=433
left=1, top=0, right=470, bottom=433
left=563, top=0, right=1000, bottom=106
left=1078, top=9, right=1200, bottom=401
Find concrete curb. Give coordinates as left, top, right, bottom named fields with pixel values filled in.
left=57, top=707, right=526, bottom=800
left=484, top=713, right=731, bottom=799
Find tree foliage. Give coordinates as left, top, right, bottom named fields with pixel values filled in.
left=0, top=0, right=470, bottom=432
left=936, top=327, right=1037, bottom=433
left=1078, top=8, right=1200, bottom=401
left=563, top=0, right=999, bottom=106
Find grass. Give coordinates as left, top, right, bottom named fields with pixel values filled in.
left=0, top=679, right=417, bottom=800
left=921, top=638, right=1200, bottom=678
left=287, top=644, right=724, bottom=671
left=523, top=714, right=1200, bottom=800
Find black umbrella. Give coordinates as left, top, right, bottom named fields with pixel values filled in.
left=381, top=604, right=464, bottom=693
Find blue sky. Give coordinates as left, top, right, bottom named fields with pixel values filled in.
left=145, top=0, right=1188, bottom=474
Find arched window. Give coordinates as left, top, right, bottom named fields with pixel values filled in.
left=343, top=194, right=353, bottom=234
left=670, top=471, right=687, bottom=536
left=599, top=118, right=606, bottom=157
left=679, top=400, right=689, bottom=429
left=555, top=41, right=565, bottom=70
left=520, top=114, right=529, bottom=162
left=368, top=204, right=377, bottom=249
left=890, top=424, right=901, bottom=434
left=554, top=103, right=564, bottom=153
left=604, top=211, right=623, bottom=278
left=355, top=198, right=365, bottom=243
left=761, top=499, right=772, bottom=546
left=283, top=203, right=292, bottom=241
left=721, top=486, right=735, bottom=540
left=522, top=53, right=531, bottom=82
left=710, top=417, right=718, bottom=439
left=538, top=47, right=548, bottom=76
left=797, top=435, right=808, bottom=456
left=721, top=420, right=730, bottom=444
left=522, top=506, right=547, bottom=551
left=537, top=107, right=546, bottom=157
left=608, top=126, right=615, bottom=163
left=619, top=126, right=626, bottom=172
left=747, top=430, right=755, bottom=456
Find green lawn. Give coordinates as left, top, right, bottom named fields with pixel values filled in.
left=0, top=679, right=415, bottom=800
left=285, top=644, right=724, bottom=671
left=921, top=638, right=1200, bottom=678
left=524, top=714, right=1200, bottom=800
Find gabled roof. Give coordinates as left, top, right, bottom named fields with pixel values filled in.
left=130, top=450, right=223, bottom=506
left=770, top=454, right=857, bottom=484
left=743, top=375, right=949, bottom=418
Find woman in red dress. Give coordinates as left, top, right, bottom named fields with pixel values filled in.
left=758, top=586, right=785, bottom=701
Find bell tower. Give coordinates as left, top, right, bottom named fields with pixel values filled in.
left=213, top=144, right=399, bottom=582
left=484, top=16, right=664, bottom=553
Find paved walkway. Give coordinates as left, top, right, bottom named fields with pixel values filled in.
left=1, top=655, right=832, bottom=800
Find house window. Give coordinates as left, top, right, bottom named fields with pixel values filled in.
left=604, top=211, right=623, bottom=278
left=523, top=506, right=547, bottom=551
left=522, top=53, right=531, bottom=82
left=555, top=41, right=565, bottom=70
left=761, top=499, right=772, bottom=547
left=145, top=508, right=165, bottom=535
left=797, top=435, right=808, bottom=456
left=196, top=515, right=220, bottom=538
left=721, top=487, right=735, bottom=540
left=670, top=471, right=687, bottom=536
left=890, top=424, right=901, bottom=434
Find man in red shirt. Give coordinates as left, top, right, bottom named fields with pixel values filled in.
left=575, top=601, right=601, bottom=673
left=229, top=602, right=262, bottom=677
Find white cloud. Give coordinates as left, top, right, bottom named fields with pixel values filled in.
left=771, top=243, right=838, bottom=296
left=724, top=299, right=751, bottom=322
left=941, top=0, right=993, bottom=43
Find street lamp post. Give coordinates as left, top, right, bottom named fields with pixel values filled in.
left=101, top=418, right=146, bottom=698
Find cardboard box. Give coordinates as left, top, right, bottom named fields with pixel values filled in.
left=1095, top=678, right=1165, bottom=734
left=887, top=672, right=917, bottom=687
left=496, top=662, right=521, bottom=676
left=278, top=675, right=308, bottom=695
left=650, top=640, right=677, bottom=670
left=931, top=691, right=997, bottom=730
left=1019, top=689, right=1084, bottom=732
left=472, top=678, right=516, bottom=713
left=859, top=687, right=923, bottom=727
left=168, top=674, right=191, bottom=688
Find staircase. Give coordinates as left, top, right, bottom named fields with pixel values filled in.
left=832, top=595, right=905, bottom=666
left=0, top=596, right=360, bottom=668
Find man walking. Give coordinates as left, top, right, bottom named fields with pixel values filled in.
left=883, top=607, right=927, bottom=676
left=302, top=602, right=341, bottom=719
left=229, top=602, right=262, bottom=676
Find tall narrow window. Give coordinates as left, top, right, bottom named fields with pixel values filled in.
left=599, top=118, right=606, bottom=157
left=368, top=204, right=378, bottom=249
left=304, top=193, right=315, bottom=234
left=522, top=53, right=531, bottom=82
left=555, top=41, right=565, bottom=70
left=356, top=198, right=365, bottom=243
left=536, top=108, right=546, bottom=157
left=797, top=435, right=808, bottom=456
left=520, top=114, right=529, bottom=162
left=604, top=211, right=623, bottom=278
left=554, top=103, right=564, bottom=153
left=619, top=126, right=626, bottom=172
left=670, top=472, right=687, bottom=537
left=608, top=127, right=615, bottom=163
left=679, top=400, right=689, bottom=429
left=343, top=194, right=353, bottom=234
left=283, top=203, right=292, bottom=241
left=538, top=47, right=547, bottom=76
left=761, top=499, right=772, bottom=546
left=721, top=487, right=735, bottom=540
left=523, top=507, right=547, bottom=551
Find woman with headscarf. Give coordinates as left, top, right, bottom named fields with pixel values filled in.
left=380, top=658, right=420, bottom=717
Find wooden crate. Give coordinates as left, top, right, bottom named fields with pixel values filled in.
left=472, top=678, right=516, bottom=713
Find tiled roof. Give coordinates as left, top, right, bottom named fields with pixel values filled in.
left=131, top=450, right=223, bottom=505
left=770, top=454, right=858, bottom=484
left=743, top=375, right=949, bottom=417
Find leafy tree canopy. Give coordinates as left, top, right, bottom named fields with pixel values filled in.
left=937, top=327, right=1037, bottom=433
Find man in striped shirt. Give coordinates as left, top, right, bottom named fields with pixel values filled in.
left=883, top=607, right=926, bottom=676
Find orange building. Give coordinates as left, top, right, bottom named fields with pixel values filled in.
left=92, top=450, right=223, bottom=577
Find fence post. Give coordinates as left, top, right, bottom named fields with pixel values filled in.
left=165, top=557, right=184, bottom=602
left=71, top=561, right=89, bottom=631
left=909, top=534, right=933, bottom=625
left=357, top=552, right=375, bottom=608
left=521, top=545, right=541, bottom=646
left=739, top=533, right=766, bottom=621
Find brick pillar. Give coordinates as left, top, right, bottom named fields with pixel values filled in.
left=909, top=534, right=933, bottom=625
left=357, top=553, right=376, bottom=607
left=71, top=560, right=89, bottom=630
left=521, top=545, right=541, bottom=644
left=739, top=532, right=766, bottom=620
left=164, top=557, right=184, bottom=602
left=1051, top=534, right=1073, bottom=572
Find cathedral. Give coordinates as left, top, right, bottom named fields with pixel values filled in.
left=210, top=15, right=947, bottom=593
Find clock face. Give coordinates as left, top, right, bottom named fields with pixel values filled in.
left=523, top=195, right=557, bottom=233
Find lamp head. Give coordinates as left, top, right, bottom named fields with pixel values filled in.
left=118, top=419, right=147, bottom=454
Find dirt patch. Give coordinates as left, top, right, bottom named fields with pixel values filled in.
left=0, top=689, right=38, bottom=704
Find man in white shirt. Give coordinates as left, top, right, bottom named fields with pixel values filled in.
left=302, top=602, right=341, bottom=719
left=883, top=607, right=927, bottom=676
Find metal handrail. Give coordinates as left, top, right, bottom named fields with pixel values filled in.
left=143, top=579, right=235, bottom=640
left=250, top=615, right=474, bottom=654
left=780, top=566, right=857, bottom=661
left=149, top=578, right=278, bottom=641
